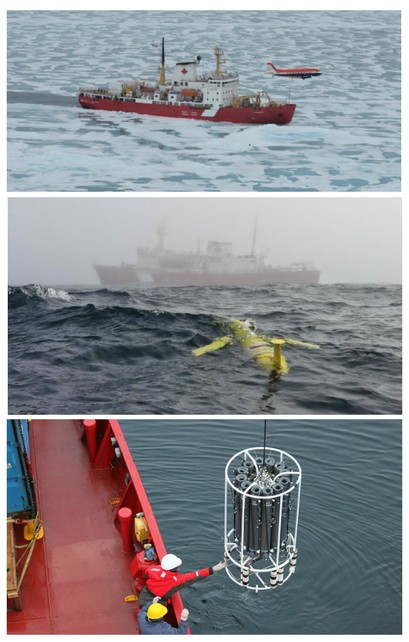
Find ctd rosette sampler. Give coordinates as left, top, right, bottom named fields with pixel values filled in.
left=224, top=446, right=302, bottom=591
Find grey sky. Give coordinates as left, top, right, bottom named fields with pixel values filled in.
left=8, top=196, right=401, bottom=285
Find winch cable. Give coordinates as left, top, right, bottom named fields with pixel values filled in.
left=262, top=420, right=267, bottom=470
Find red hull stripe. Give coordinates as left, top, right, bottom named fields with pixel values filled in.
left=78, top=95, right=296, bottom=125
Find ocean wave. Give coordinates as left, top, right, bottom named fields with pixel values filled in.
left=8, top=283, right=402, bottom=414
left=8, top=284, right=73, bottom=306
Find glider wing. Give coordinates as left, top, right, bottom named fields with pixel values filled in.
left=192, top=336, right=232, bottom=356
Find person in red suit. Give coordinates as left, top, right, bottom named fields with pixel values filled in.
left=137, top=553, right=226, bottom=606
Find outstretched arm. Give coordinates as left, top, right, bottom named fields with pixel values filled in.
left=161, top=562, right=226, bottom=600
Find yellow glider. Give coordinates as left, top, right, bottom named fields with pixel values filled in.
left=192, top=318, right=319, bottom=374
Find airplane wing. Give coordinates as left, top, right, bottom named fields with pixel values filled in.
left=192, top=335, right=232, bottom=356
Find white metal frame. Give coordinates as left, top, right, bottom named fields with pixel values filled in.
left=224, top=446, right=302, bottom=592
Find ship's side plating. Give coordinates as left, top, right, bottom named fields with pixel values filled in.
left=78, top=93, right=295, bottom=124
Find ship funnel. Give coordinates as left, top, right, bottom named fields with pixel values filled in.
left=224, top=445, right=301, bottom=591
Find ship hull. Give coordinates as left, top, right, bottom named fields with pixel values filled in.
left=7, top=420, right=185, bottom=634
left=78, top=94, right=296, bottom=125
left=94, top=264, right=320, bottom=287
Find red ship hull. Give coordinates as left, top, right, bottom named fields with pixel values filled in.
left=7, top=420, right=186, bottom=634
left=78, top=94, right=296, bottom=125
left=155, top=271, right=321, bottom=286
left=94, top=264, right=321, bottom=287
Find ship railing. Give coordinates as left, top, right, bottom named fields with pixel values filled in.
left=81, top=420, right=186, bottom=629
left=80, top=90, right=214, bottom=109
left=151, top=99, right=209, bottom=107
left=209, top=72, right=239, bottom=80
left=289, top=262, right=315, bottom=271
left=195, top=72, right=238, bottom=81
left=79, top=87, right=111, bottom=95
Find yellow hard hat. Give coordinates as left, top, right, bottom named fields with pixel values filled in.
left=147, top=603, right=168, bottom=620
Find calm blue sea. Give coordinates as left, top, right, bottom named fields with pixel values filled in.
left=7, top=10, right=401, bottom=192
left=8, top=283, right=401, bottom=414
left=120, top=418, right=402, bottom=634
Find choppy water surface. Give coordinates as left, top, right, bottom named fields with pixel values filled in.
left=8, top=283, right=401, bottom=414
left=7, top=10, right=400, bottom=192
left=121, top=418, right=402, bottom=634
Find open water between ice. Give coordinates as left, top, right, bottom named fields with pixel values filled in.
left=121, top=418, right=402, bottom=634
left=7, top=10, right=401, bottom=192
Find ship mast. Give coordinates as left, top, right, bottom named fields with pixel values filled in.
left=159, top=37, right=166, bottom=84
left=156, top=224, right=165, bottom=252
left=213, top=46, right=225, bottom=79
left=251, top=217, right=258, bottom=256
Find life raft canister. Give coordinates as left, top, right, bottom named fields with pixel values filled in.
left=134, top=513, right=150, bottom=542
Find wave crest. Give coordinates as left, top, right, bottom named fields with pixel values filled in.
left=8, top=284, right=73, bottom=306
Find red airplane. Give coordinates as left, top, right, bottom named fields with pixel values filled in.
left=266, top=62, right=322, bottom=79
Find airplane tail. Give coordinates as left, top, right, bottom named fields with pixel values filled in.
left=266, top=62, right=278, bottom=71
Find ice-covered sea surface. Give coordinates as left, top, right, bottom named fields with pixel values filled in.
left=7, top=10, right=400, bottom=192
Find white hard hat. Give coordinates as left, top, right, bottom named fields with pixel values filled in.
left=161, top=553, right=182, bottom=570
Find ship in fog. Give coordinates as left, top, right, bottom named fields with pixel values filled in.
left=94, top=226, right=320, bottom=287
